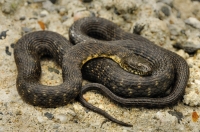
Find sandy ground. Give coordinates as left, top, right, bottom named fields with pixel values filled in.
left=0, top=0, right=200, bottom=131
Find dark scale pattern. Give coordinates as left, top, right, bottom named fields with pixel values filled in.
left=68, top=17, right=189, bottom=126
left=14, top=17, right=189, bottom=126
left=14, top=30, right=148, bottom=108
left=69, top=17, right=179, bottom=98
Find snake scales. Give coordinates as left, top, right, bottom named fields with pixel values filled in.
left=14, top=30, right=150, bottom=108
left=70, top=17, right=189, bottom=125
left=14, top=17, right=189, bottom=126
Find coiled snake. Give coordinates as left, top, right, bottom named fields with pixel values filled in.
left=14, top=17, right=189, bottom=127
left=70, top=17, right=189, bottom=125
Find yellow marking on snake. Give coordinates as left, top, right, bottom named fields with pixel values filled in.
left=81, top=54, right=122, bottom=66
left=155, top=81, right=158, bottom=86
left=147, top=88, right=151, bottom=96
left=81, top=54, right=140, bottom=74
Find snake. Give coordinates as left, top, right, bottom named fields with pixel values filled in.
left=68, top=17, right=189, bottom=126
left=14, top=31, right=151, bottom=109
left=14, top=17, right=189, bottom=127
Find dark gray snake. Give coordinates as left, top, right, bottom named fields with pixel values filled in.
left=14, top=30, right=150, bottom=108
left=69, top=17, right=189, bottom=126
left=14, top=17, right=189, bottom=127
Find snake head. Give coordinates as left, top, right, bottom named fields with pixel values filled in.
left=121, top=55, right=152, bottom=76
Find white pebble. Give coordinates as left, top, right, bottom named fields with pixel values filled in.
left=185, top=17, right=200, bottom=29
left=40, top=10, right=49, bottom=16
left=155, top=111, right=177, bottom=124
left=37, top=116, right=46, bottom=123
left=73, top=11, right=91, bottom=21
left=55, top=114, right=68, bottom=123
left=194, top=79, right=200, bottom=85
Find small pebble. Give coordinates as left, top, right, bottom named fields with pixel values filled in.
left=53, top=125, right=59, bottom=129
left=48, top=67, right=60, bottom=74
left=5, top=46, right=11, bottom=56
left=157, top=0, right=173, bottom=5
left=191, top=0, right=200, bottom=2
left=168, top=25, right=180, bottom=36
left=168, top=111, right=183, bottom=123
left=10, top=43, right=15, bottom=48
left=49, top=0, right=57, bottom=4
left=61, top=16, right=69, bottom=22
left=0, top=30, right=9, bottom=39
left=21, top=27, right=32, bottom=34
left=185, top=17, right=200, bottom=29
left=59, top=8, right=67, bottom=16
left=37, top=116, right=45, bottom=123
left=74, top=120, right=78, bottom=123
left=161, top=6, right=170, bottom=16
left=155, top=111, right=177, bottom=124
left=42, top=0, right=55, bottom=11
left=73, top=11, right=91, bottom=21
left=27, top=1, right=32, bottom=4
left=55, top=114, right=68, bottom=123
left=40, top=10, right=49, bottom=17
left=90, top=11, right=96, bottom=17
left=177, top=11, right=181, bottom=18
left=173, top=35, right=200, bottom=53
left=67, top=109, right=76, bottom=117
left=19, top=16, right=26, bottom=21
left=133, top=24, right=145, bottom=35
left=1, top=1, right=17, bottom=14
left=44, top=112, right=54, bottom=120
left=194, top=79, right=200, bottom=85
left=81, top=0, right=93, bottom=3
left=114, top=7, right=121, bottom=15
left=33, top=0, right=45, bottom=2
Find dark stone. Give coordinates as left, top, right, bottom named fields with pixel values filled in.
left=5, top=46, right=11, bottom=56
left=133, top=24, right=145, bottom=35
left=49, top=0, right=57, bottom=4
left=0, top=30, right=9, bottom=39
left=173, top=42, right=200, bottom=54
left=27, top=1, right=32, bottom=4
left=19, top=16, right=26, bottom=21
left=161, top=6, right=170, bottom=16
left=168, top=111, right=183, bottom=123
left=114, top=7, right=121, bottom=15
left=90, top=11, right=96, bottom=17
left=44, top=112, right=54, bottom=120
left=191, top=0, right=200, bottom=2
left=48, top=67, right=60, bottom=74
left=74, top=120, right=78, bottom=123
left=82, top=0, right=93, bottom=3
left=177, top=11, right=181, bottom=18
left=10, top=43, right=15, bottom=48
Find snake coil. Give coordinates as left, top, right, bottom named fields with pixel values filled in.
left=14, top=17, right=189, bottom=126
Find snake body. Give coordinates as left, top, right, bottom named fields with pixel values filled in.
left=69, top=17, right=189, bottom=106
left=68, top=17, right=189, bottom=125
left=14, top=17, right=189, bottom=126
left=14, top=30, right=150, bottom=108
